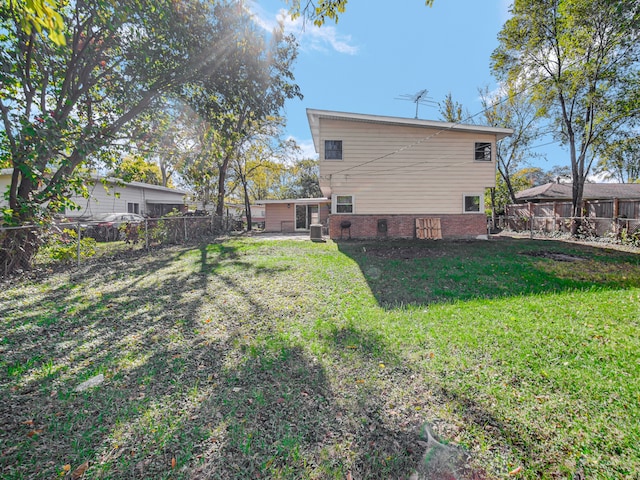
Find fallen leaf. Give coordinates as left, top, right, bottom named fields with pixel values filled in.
left=171, top=457, right=176, bottom=469
left=346, top=471, right=353, bottom=480
left=62, top=464, right=71, bottom=472
left=509, top=466, right=523, bottom=475
left=22, top=419, right=34, bottom=426
left=356, top=379, right=365, bottom=384
left=71, top=461, right=89, bottom=479
left=26, top=429, right=43, bottom=437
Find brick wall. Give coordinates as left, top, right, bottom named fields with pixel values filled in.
left=328, top=214, right=487, bottom=239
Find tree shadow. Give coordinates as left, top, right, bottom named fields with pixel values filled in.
left=336, top=237, right=640, bottom=308
left=0, top=241, right=433, bottom=479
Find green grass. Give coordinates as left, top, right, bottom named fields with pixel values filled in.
left=1, top=237, right=639, bottom=479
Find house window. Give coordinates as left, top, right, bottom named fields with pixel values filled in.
left=474, top=142, right=492, bottom=161
left=325, top=140, right=343, bottom=160
left=334, top=195, right=354, bottom=214
left=127, top=202, right=140, bottom=214
left=463, top=194, right=481, bottom=213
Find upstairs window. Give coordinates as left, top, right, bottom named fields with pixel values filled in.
left=324, top=140, right=343, bottom=160
left=474, top=142, right=492, bottom=161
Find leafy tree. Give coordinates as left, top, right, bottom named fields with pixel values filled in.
left=177, top=116, right=222, bottom=211
left=596, top=137, right=640, bottom=183
left=0, top=0, right=255, bottom=271
left=487, top=168, right=536, bottom=215
left=479, top=84, right=543, bottom=205
left=438, top=92, right=465, bottom=123
left=181, top=5, right=302, bottom=218
left=110, top=156, right=164, bottom=186
left=280, top=158, right=322, bottom=199
left=492, top=0, right=640, bottom=231
left=125, top=102, right=205, bottom=188
left=286, top=0, right=434, bottom=26
left=230, top=125, right=298, bottom=231
left=7, top=0, right=65, bottom=45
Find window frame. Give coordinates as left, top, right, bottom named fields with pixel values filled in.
left=127, top=202, right=140, bottom=214
left=333, top=194, right=354, bottom=214
left=462, top=193, right=482, bottom=214
left=324, top=140, right=343, bottom=161
left=474, top=142, right=492, bottom=162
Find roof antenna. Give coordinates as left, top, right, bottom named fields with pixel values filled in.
left=395, top=89, right=437, bottom=119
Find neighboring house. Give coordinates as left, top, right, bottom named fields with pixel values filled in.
left=516, top=182, right=640, bottom=203
left=306, top=109, right=513, bottom=239
left=223, top=204, right=267, bottom=228
left=257, top=198, right=331, bottom=233
left=0, top=169, right=11, bottom=206
left=0, top=169, right=187, bottom=218
left=67, top=176, right=187, bottom=218
left=514, top=182, right=640, bottom=219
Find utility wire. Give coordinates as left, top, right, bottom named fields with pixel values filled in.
left=326, top=55, right=596, bottom=178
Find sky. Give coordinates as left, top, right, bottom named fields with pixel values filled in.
left=248, top=0, right=568, bottom=173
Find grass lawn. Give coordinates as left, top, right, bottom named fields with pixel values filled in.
left=1, top=236, right=639, bottom=479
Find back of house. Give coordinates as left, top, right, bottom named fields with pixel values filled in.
left=307, top=109, right=513, bottom=240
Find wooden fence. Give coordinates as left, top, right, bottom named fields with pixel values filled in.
left=503, top=200, right=640, bottom=238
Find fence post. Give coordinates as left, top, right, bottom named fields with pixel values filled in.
left=183, top=216, right=187, bottom=242
left=76, top=222, right=81, bottom=268
left=145, top=219, right=149, bottom=251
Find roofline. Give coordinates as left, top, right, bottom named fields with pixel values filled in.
left=256, top=198, right=331, bottom=205
left=1, top=168, right=188, bottom=195
left=306, top=108, right=514, bottom=152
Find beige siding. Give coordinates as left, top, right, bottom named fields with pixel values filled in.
left=319, top=119, right=497, bottom=215
left=264, top=204, right=295, bottom=232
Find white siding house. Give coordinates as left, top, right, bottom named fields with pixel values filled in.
left=66, top=177, right=187, bottom=218
left=0, top=170, right=187, bottom=218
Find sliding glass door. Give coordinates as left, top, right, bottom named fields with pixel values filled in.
left=295, top=204, right=319, bottom=230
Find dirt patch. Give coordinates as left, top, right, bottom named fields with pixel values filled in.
left=522, top=251, right=586, bottom=262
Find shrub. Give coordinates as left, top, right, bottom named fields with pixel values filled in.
left=42, top=228, right=97, bottom=262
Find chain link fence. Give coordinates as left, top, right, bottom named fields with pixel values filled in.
left=493, top=214, right=640, bottom=244
left=0, top=214, right=239, bottom=277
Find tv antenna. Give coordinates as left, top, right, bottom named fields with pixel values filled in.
left=395, top=89, right=437, bottom=119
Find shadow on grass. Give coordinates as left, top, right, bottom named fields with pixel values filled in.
left=0, top=241, right=429, bottom=479
left=336, top=237, right=640, bottom=308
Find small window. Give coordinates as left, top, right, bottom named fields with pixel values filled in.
left=127, top=202, right=140, bottom=214
left=463, top=195, right=481, bottom=213
left=335, top=195, right=354, bottom=214
left=474, top=142, right=492, bottom=161
left=325, top=140, right=343, bottom=160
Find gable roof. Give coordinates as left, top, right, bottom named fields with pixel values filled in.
left=516, top=183, right=640, bottom=201
left=306, top=108, right=513, bottom=152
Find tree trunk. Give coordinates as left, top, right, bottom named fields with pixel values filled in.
left=243, top=179, right=252, bottom=232
left=0, top=227, right=41, bottom=275
left=215, top=154, right=231, bottom=218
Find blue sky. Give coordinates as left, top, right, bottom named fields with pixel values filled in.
left=249, top=0, right=567, bottom=172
